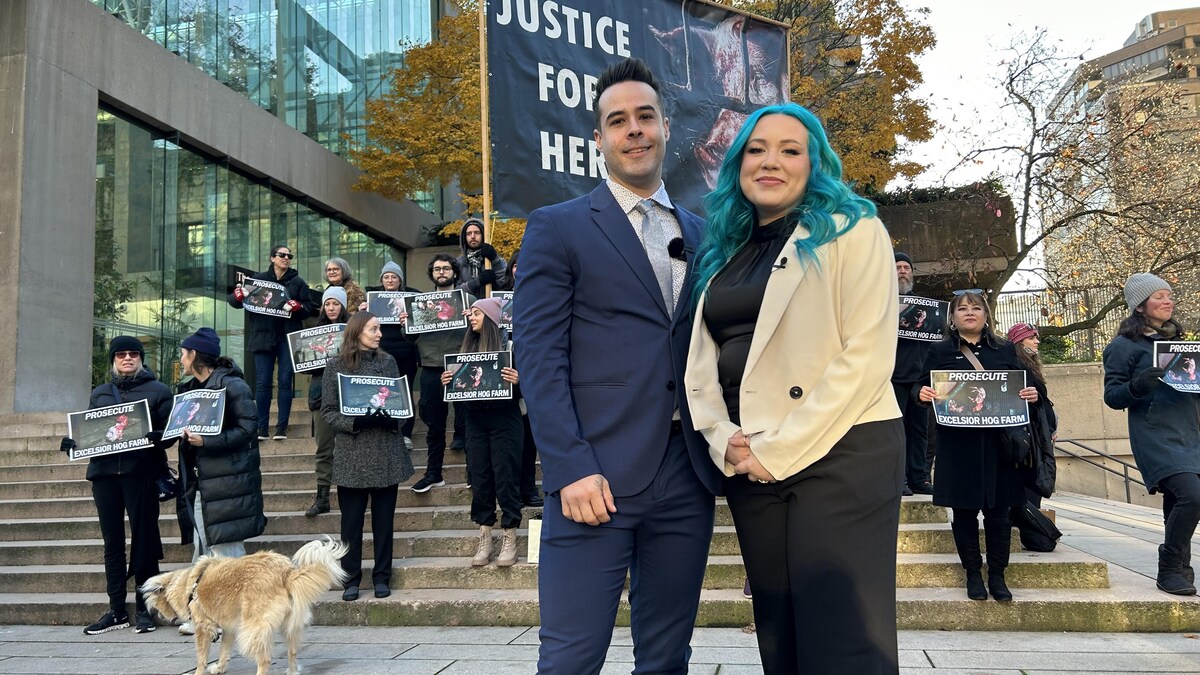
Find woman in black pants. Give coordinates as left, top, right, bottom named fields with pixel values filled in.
left=917, top=292, right=1042, bottom=602
left=62, top=336, right=173, bottom=635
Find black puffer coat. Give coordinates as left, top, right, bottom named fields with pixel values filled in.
left=322, top=350, right=415, bottom=489
left=228, top=267, right=313, bottom=353
left=176, top=364, right=266, bottom=546
left=86, top=368, right=175, bottom=481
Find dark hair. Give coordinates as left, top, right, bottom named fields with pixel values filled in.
left=944, top=292, right=1001, bottom=343
left=1014, top=342, right=1045, bottom=386
left=427, top=254, right=460, bottom=284
left=192, top=352, right=235, bottom=372
left=339, top=312, right=378, bottom=372
left=318, top=301, right=349, bottom=326
left=270, top=244, right=291, bottom=257
left=1117, top=305, right=1184, bottom=340
left=593, top=58, right=663, bottom=129
left=460, top=311, right=505, bottom=353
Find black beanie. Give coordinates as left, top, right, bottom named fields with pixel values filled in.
left=108, top=336, right=145, bottom=362
left=181, top=327, right=221, bottom=357
left=895, top=251, right=913, bottom=265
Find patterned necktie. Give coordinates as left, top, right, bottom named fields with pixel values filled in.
left=634, top=199, right=674, bottom=317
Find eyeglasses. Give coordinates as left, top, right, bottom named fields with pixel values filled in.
left=325, top=267, right=341, bottom=273
left=274, top=252, right=294, bottom=259
left=952, top=288, right=984, bottom=296
left=432, top=266, right=454, bottom=273
left=113, top=351, right=140, bottom=360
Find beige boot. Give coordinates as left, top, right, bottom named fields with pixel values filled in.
left=496, top=528, right=518, bottom=567
left=471, top=525, right=493, bottom=566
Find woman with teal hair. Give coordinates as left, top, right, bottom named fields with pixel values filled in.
left=684, top=103, right=904, bottom=674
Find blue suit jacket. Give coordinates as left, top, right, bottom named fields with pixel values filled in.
left=515, top=183, right=724, bottom=498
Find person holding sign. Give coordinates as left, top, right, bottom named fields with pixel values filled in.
left=1102, top=273, right=1200, bottom=595
left=175, top=329, right=266, bottom=569
left=685, top=103, right=902, bottom=673
left=321, top=312, right=415, bottom=601
left=61, top=337, right=173, bottom=636
left=441, top=297, right=523, bottom=567
left=303, top=286, right=350, bottom=518
left=892, top=251, right=934, bottom=496
left=916, top=292, right=1041, bottom=603
left=517, top=59, right=722, bottom=674
left=228, top=244, right=313, bottom=441
left=364, top=261, right=422, bottom=451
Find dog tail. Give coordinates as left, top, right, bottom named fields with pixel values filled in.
left=285, top=537, right=350, bottom=632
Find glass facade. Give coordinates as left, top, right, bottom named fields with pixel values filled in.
left=90, top=0, right=433, bottom=155
left=94, top=108, right=404, bottom=385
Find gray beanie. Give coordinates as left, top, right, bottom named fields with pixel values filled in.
left=380, top=261, right=404, bottom=284
left=321, top=286, right=347, bottom=309
left=1124, top=272, right=1171, bottom=309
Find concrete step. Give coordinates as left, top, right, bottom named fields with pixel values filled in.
left=0, top=551, right=1107, bottom=594
left=6, top=563, right=1195, bottom=630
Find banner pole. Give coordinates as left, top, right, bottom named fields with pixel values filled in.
left=478, top=0, right=495, bottom=296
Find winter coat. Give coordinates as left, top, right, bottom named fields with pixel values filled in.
left=227, top=267, right=313, bottom=353
left=176, top=364, right=266, bottom=547
left=85, top=368, right=175, bottom=481
left=322, top=349, right=415, bottom=489
left=892, top=293, right=934, bottom=384
left=1102, top=333, right=1200, bottom=492
left=364, top=284, right=421, bottom=373
left=456, top=222, right=511, bottom=294
left=916, top=334, right=1031, bottom=510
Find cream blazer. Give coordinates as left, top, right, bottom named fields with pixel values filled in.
left=684, top=214, right=902, bottom=481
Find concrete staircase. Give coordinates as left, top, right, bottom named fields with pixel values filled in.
left=2, top=410, right=1199, bottom=631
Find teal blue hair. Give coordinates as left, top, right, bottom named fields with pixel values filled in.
left=692, top=103, right=877, bottom=302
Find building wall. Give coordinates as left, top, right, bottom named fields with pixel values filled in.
left=0, top=0, right=438, bottom=413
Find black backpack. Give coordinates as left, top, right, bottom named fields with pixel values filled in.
left=1011, top=500, right=1062, bottom=552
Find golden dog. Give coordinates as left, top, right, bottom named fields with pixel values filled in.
left=141, top=537, right=348, bottom=675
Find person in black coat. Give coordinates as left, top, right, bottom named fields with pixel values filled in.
left=62, top=336, right=174, bottom=635
left=362, top=261, right=421, bottom=450
left=228, top=244, right=313, bottom=440
left=175, top=328, right=266, bottom=561
left=916, top=291, right=1042, bottom=602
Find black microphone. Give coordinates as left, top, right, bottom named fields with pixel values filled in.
left=668, top=237, right=686, bottom=261
left=772, top=257, right=788, bottom=270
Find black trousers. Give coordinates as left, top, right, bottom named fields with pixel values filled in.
left=92, top=473, right=163, bottom=614
left=1160, top=473, right=1200, bottom=562
left=726, top=418, right=902, bottom=675
left=520, top=413, right=539, bottom=499
left=892, top=382, right=929, bottom=487
left=465, top=402, right=524, bottom=529
left=338, top=483, right=399, bottom=587
left=419, top=367, right=466, bottom=479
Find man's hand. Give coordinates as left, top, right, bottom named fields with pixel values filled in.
left=479, top=243, right=500, bottom=261
left=724, top=429, right=750, bottom=466
left=59, top=437, right=76, bottom=453
left=233, top=286, right=246, bottom=302
left=285, top=299, right=302, bottom=314
left=441, top=370, right=453, bottom=386
left=559, top=473, right=617, bottom=526
left=478, top=269, right=497, bottom=287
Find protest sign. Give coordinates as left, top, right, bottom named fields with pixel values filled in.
left=898, top=295, right=948, bottom=342
left=288, top=323, right=346, bottom=373
left=493, top=291, right=514, bottom=332
left=367, top=291, right=415, bottom=324
left=337, top=373, right=414, bottom=418
left=240, top=278, right=290, bottom=317
left=931, top=370, right=1029, bottom=428
left=403, top=289, right=468, bottom=334
left=1155, top=341, right=1200, bottom=393
left=444, top=351, right=514, bottom=401
left=66, top=400, right=154, bottom=461
left=162, top=389, right=227, bottom=441
left=487, top=0, right=789, bottom=217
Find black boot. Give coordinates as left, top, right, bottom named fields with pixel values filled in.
left=305, top=485, right=330, bottom=518
left=950, top=515, right=986, bottom=600
left=1185, top=548, right=1195, bottom=585
left=984, top=516, right=1013, bottom=602
left=1158, top=544, right=1197, bottom=595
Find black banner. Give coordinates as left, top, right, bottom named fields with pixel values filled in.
left=66, top=401, right=154, bottom=461
left=487, top=0, right=789, bottom=217
left=931, top=370, right=1029, bottom=428
left=898, top=295, right=948, bottom=342
left=162, top=389, right=227, bottom=441
left=1155, top=341, right=1200, bottom=394
left=337, top=373, right=415, bottom=418
left=444, top=351, right=515, bottom=401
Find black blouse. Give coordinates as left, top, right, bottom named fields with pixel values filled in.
left=702, top=215, right=795, bottom=425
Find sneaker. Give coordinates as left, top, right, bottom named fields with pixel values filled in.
left=901, top=484, right=914, bottom=497
left=411, top=475, right=445, bottom=493
left=743, top=578, right=753, bottom=599
left=257, top=430, right=270, bottom=441
left=134, top=610, right=156, bottom=633
left=178, top=621, right=195, bottom=636
left=404, top=436, right=414, bottom=451
left=84, top=610, right=129, bottom=635
left=273, top=428, right=287, bottom=440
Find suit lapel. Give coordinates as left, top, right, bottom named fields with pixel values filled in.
left=742, top=224, right=807, bottom=378
left=590, top=184, right=670, bottom=318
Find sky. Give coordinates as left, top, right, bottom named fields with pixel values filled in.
left=898, top=0, right=1200, bottom=189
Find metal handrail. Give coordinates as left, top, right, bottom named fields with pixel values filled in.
left=1055, top=439, right=1146, bottom=504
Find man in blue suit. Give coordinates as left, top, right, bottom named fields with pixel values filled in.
left=515, top=58, right=724, bottom=674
